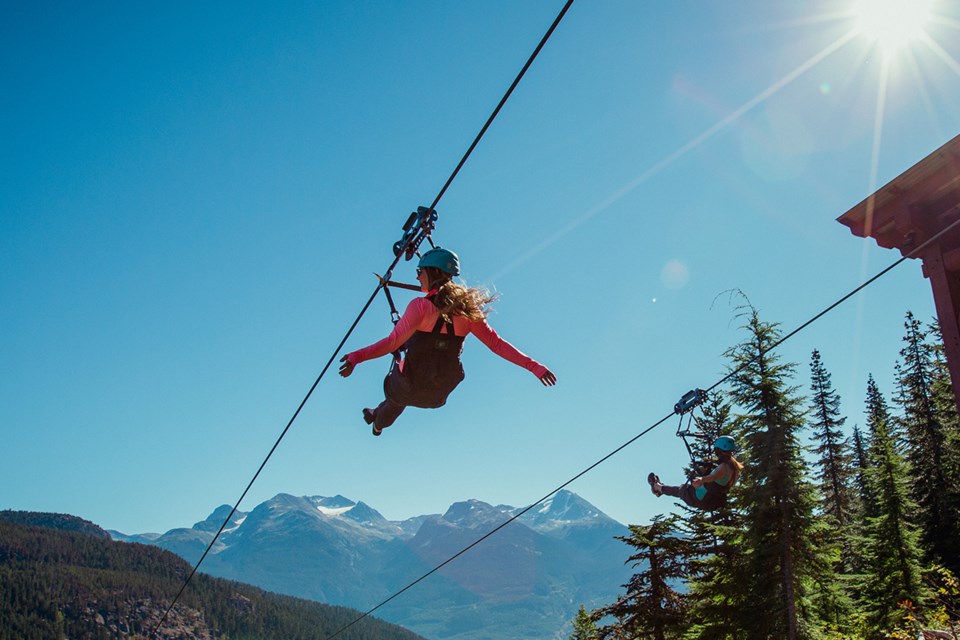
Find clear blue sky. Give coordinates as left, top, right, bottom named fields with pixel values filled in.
left=3, top=1, right=960, bottom=535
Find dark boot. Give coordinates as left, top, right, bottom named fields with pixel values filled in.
left=647, top=472, right=662, bottom=497
left=362, top=408, right=383, bottom=436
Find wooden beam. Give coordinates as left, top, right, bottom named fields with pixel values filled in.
left=920, top=243, right=960, bottom=410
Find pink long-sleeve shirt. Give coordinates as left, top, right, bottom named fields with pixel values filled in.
left=346, top=296, right=548, bottom=379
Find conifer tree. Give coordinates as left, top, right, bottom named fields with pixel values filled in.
left=858, top=375, right=927, bottom=638
left=894, top=312, right=960, bottom=574
left=570, top=604, right=597, bottom=640
left=808, top=349, right=855, bottom=528
left=844, top=423, right=870, bottom=579
left=723, top=309, right=833, bottom=640
left=592, top=514, right=692, bottom=640
left=805, top=349, right=857, bottom=626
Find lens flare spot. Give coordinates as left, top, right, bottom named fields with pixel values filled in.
left=660, top=260, right=689, bottom=290
left=819, top=82, right=832, bottom=95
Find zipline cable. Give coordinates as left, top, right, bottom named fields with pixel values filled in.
left=323, top=213, right=960, bottom=640
left=705, top=214, right=960, bottom=395
left=150, top=2, right=574, bottom=636
left=428, top=0, right=575, bottom=213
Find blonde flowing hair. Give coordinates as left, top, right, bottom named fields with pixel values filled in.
left=423, top=267, right=497, bottom=322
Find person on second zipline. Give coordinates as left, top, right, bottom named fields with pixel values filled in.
left=338, top=247, right=556, bottom=436
left=647, top=435, right=743, bottom=511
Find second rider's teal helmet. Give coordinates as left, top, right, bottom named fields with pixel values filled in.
left=419, top=247, right=460, bottom=276
left=714, top=435, right=737, bottom=452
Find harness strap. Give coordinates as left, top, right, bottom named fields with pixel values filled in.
left=380, top=279, right=404, bottom=370
left=425, top=290, right=456, bottom=336
left=384, top=290, right=456, bottom=373
left=719, top=459, right=739, bottom=489
left=431, top=316, right=455, bottom=336
left=383, top=284, right=401, bottom=326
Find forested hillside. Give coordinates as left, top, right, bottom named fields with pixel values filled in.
left=583, top=309, right=960, bottom=640
left=0, top=512, right=425, bottom=640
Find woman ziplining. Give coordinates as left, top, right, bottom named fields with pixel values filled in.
left=153, top=3, right=577, bottom=631
left=647, top=435, right=743, bottom=511
left=338, top=246, right=557, bottom=436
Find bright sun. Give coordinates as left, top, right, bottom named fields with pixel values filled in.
left=853, top=0, right=934, bottom=55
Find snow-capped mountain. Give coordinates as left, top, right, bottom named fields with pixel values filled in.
left=515, top=488, right=617, bottom=535
left=111, top=490, right=633, bottom=640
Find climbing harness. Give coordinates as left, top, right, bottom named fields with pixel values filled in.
left=385, top=313, right=465, bottom=408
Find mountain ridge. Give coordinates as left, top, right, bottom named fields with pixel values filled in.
left=111, top=489, right=634, bottom=640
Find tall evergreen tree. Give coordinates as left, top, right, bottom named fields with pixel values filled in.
left=723, top=309, right=833, bottom=640
left=807, top=349, right=855, bottom=527
left=807, top=349, right=856, bottom=626
left=592, top=514, right=693, bottom=640
left=894, top=312, right=960, bottom=574
left=844, top=423, right=871, bottom=579
left=858, top=375, right=927, bottom=638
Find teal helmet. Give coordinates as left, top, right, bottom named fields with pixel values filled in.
left=714, top=435, right=737, bottom=452
left=419, top=247, right=460, bottom=276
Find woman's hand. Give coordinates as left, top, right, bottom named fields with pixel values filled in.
left=539, top=369, right=557, bottom=387
left=339, top=355, right=355, bottom=378
left=691, top=477, right=704, bottom=488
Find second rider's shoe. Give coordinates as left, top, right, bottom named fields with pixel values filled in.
left=647, top=472, right=662, bottom=497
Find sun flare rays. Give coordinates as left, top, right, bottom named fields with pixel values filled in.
left=852, top=0, right=935, bottom=57
left=490, top=1, right=959, bottom=286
